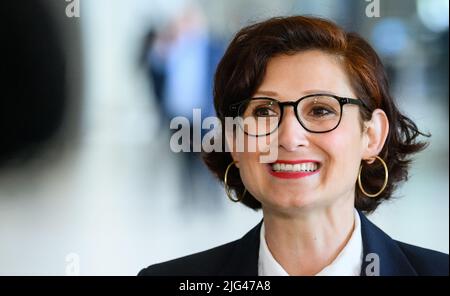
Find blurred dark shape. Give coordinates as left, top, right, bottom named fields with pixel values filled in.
left=0, top=0, right=66, bottom=167
left=426, top=30, right=449, bottom=102
left=141, top=29, right=167, bottom=119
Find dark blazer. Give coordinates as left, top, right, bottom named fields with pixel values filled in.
left=138, top=212, right=449, bottom=276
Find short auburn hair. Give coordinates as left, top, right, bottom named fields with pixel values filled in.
left=202, top=15, right=429, bottom=213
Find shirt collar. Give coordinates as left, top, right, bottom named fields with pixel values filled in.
left=258, top=208, right=363, bottom=276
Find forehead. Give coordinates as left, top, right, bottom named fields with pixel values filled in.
left=256, top=50, right=355, bottom=99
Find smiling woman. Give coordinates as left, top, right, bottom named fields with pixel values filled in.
left=139, top=15, right=449, bottom=276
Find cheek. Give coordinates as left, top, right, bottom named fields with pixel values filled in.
left=240, top=134, right=274, bottom=152
left=236, top=150, right=270, bottom=194
left=238, top=151, right=262, bottom=177
left=323, top=131, right=363, bottom=175
left=236, top=134, right=277, bottom=164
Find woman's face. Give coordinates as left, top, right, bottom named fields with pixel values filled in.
left=230, top=50, right=369, bottom=214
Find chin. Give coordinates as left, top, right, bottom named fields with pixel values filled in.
left=265, top=192, right=321, bottom=211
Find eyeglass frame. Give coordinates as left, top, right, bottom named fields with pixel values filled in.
left=229, top=93, right=370, bottom=136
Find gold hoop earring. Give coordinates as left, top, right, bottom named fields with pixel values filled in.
left=358, top=156, right=388, bottom=198
left=224, top=161, right=246, bottom=202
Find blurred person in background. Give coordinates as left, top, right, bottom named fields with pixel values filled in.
left=139, top=15, right=449, bottom=276
left=141, top=5, right=224, bottom=207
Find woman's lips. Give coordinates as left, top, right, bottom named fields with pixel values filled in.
left=267, top=160, right=321, bottom=179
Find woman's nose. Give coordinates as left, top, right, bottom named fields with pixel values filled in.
left=277, top=107, right=309, bottom=151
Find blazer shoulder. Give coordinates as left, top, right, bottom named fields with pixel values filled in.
left=138, top=239, right=239, bottom=276
left=138, top=221, right=262, bottom=276
left=396, top=241, right=449, bottom=276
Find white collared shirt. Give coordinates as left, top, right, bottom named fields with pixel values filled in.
left=258, top=209, right=363, bottom=276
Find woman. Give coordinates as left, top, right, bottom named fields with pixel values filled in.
left=139, top=16, right=448, bottom=276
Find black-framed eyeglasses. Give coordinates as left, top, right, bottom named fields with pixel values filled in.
left=229, top=93, right=369, bottom=136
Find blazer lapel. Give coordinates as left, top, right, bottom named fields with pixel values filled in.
left=359, top=212, right=417, bottom=276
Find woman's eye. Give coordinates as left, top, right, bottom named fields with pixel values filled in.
left=309, top=106, right=336, bottom=117
left=254, top=107, right=277, bottom=117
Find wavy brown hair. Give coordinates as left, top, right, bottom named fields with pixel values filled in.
left=202, top=15, right=429, bottom=213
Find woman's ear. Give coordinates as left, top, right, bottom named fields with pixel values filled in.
left=362, top=109, right=389, bottom=163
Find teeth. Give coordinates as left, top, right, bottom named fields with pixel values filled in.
left=271, top=162, right=319, bottom=172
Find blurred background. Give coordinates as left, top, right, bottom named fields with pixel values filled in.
left=0, top=0, right=448, bottom=275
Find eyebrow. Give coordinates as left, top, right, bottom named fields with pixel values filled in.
left=253, top=89, right=338, bottom=98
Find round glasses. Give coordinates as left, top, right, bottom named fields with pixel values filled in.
left=229, top=94, right=368, bottom=136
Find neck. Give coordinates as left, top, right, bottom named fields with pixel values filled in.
left=262, top=200, right=355, bottom=276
